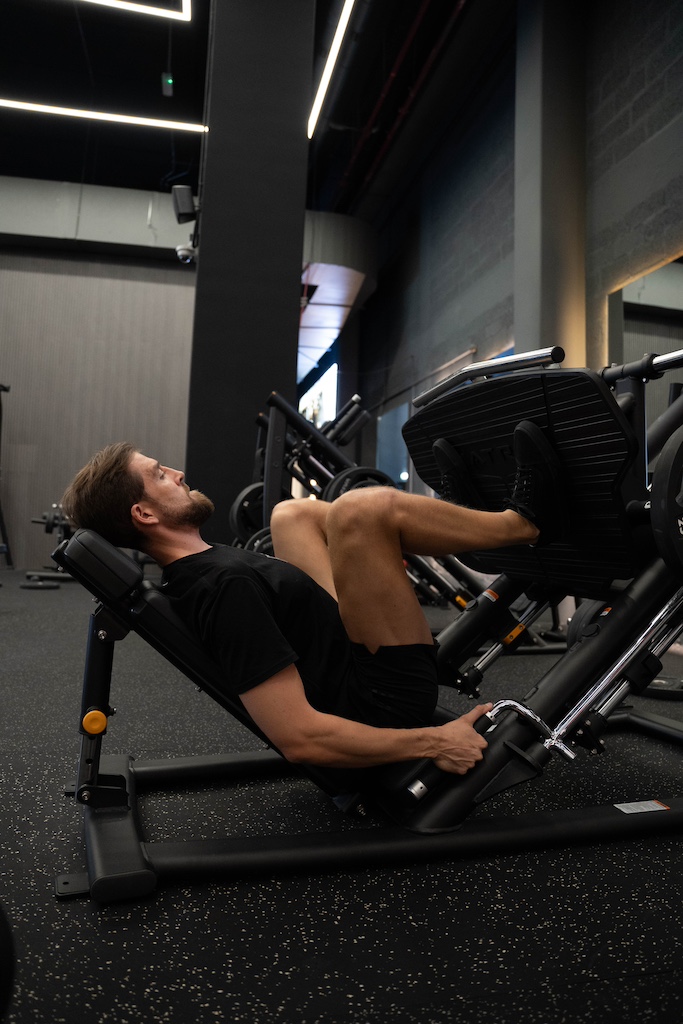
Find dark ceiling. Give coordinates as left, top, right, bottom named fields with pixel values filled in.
left=0, top=0, right=211, bottom=195
left=0, top=0, right=515, bottom=219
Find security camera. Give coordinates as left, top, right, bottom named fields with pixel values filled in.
left=175, top=242, right=197, bottom=264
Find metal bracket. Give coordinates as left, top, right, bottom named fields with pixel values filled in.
left=92, top=604, right=131, bottom=642
left=77, top=773, right=130, bottom=810
left=55, top=874, right=90, bottom=899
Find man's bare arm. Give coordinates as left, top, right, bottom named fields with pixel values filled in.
left=239, top=664, right=491, bottom=775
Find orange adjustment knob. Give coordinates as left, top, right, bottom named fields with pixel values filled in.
left=82, top=709, right=108, bottom=735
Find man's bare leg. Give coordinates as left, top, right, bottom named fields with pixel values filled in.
left=272, top=487, right=536, bottom=653
left=270, top=498, right=336, bottom=598
left=325, top=487, right=535, bottom=651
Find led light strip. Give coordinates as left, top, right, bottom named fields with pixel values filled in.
left=0, top=98, right=208, bottom=132
left=308, top=0, right=356, bottom=139
left=75, top=0, right=192, bottom=21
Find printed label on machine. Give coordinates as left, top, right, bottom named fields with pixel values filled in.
left=613, top=800, right=670, bottom=814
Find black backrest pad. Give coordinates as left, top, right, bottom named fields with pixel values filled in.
left=54, top=529, right=261, bottom=729
left=402, top=368, right=647, bottom=596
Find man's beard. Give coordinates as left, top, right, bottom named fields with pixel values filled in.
left=155, top=490, right=215, bottom=528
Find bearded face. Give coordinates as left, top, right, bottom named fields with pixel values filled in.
left=151, top=488, right=215, bottom=529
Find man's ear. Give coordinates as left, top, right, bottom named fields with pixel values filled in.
left=131, top=501, right=160, bottom=528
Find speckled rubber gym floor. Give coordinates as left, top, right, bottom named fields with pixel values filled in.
left=2, top=570, right=683, bottom=1023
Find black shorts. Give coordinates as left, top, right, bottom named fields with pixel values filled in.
left=345, top=641, right=439, bottom=729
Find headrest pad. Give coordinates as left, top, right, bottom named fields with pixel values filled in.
left=54, top=528, right=144, bottom=602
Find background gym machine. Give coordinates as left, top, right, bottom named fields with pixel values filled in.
left=229, top=389, right=479, bottom=618
left=22, top=505, right=74, bottom=589
left=227, top=392, right=387, bottom=548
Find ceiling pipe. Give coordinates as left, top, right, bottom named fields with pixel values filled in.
left=333, top=0, right=434, bottom=204
left=343, top=0, right=471, bottom=211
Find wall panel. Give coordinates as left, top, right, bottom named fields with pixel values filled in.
left=585, top=0, right=683, bottom=366
left=356, top=67, right=516, bottom=463
left=0, top=250, right=195, bottom=570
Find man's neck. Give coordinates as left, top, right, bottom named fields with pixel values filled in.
left=146, top=528, right=212, bottom=567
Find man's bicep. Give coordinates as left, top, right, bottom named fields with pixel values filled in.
left=239, top=663, right=318, bottom=755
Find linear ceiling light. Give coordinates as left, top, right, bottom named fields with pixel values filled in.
left=75, top=0, right=192, bottom=20
left=0, top=98, right=207, bottom=132
left=307, top=0, right=356, bottom=139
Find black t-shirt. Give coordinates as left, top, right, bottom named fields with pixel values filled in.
left=161, top=545, right=355, bottom=717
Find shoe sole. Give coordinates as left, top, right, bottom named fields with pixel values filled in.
left=432, top=438, right=485, bottom=509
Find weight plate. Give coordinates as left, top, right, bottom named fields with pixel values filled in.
left=243, top=527, right=275, bottom=556
left=228, top=483, right=266, bottom=543
left=228, top=484, right=289, bottom=544
left=321, top=467, right=395, bottom=502
left=651, top=423, right=683, bottom=576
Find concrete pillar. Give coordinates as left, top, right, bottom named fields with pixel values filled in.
left=514, top=0, right=586, bottom=367
left=186, top=0, right=315, bottom=538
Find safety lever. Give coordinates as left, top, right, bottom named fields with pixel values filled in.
left=485, top=699, right=578, bottom=761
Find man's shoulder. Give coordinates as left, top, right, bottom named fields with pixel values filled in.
left=163, top=545, right=265, bottom=589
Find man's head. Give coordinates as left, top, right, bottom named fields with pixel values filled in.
left=62, top=443, right=214, bottom=550
left=127, top=452, right=215, bottom=535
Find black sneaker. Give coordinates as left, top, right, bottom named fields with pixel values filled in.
left=432, top=438, right=485, bottom=509
left=505, top=420, right=567, bottom=544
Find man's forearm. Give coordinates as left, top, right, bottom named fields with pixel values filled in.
left=239, top=666, right=491, bottom=776
left=283, top=711, right=439, bottom=768
left=283, top=704, right=492, bottom=775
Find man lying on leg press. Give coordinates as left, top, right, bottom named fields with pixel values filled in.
left=61, top=422, right=564, bottom=777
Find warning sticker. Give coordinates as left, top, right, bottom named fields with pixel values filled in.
left=613, top=800, right=670, bottom=814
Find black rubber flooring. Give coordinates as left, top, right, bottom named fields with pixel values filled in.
left=2, top=569, right=683, bottom=1023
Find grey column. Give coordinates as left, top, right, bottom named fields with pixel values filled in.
left=186, top=0, right=315, bottom=539
left=514, top=0, right=586, bottom=367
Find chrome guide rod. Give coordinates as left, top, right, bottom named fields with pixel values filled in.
left=469, top=598, right=551, bottom=675
left=593, top=617, right=683, bottom=720
left=544, top=585, right=683, bottom=753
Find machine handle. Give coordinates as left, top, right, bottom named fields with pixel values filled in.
left=412, top=346, right=565, bottom=408
left=601, top=349, right=683, bottom=385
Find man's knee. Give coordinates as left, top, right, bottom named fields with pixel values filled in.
left=270, top=497, right=328, bottom=540
left=327, top=486, right=400, bottom=540
left=271, top=498, right=310, bottom=531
